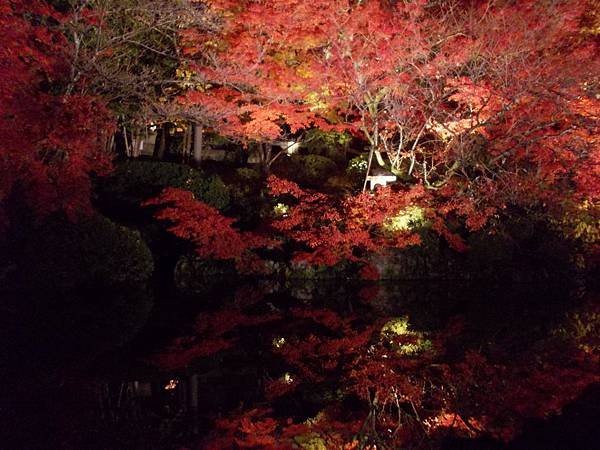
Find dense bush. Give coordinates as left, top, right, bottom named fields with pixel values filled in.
left=346, top=154, right=369, bottom=187
left=300, top=129, right=350, bottom=164
left=234, top=167, right=262, bottom=186
left=274, top=154, right=338, bottom=188
left=227, top=167, right=270, bottom=228
left=174, top=255, right=236, bottom=293
left=97, top=160, right=230, bottom=210
left=299, top=155, right=338, bottom=186
left=16, top=214, right=154, bottom=292
left=199, top=175, right=231, bottom=210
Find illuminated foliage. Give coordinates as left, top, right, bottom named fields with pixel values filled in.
left=144, top=187, right=276, bottom=272
left=149, top=290, right=599, bottom=449
left=0, top=1, right=114, bottom=227
left=176, top=0, right=600, bottom=236
left=267, top=175, right=466, bottom=272
left=3, top=2, right=599, bottom=445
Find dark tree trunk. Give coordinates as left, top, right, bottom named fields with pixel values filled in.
left=193, top=123, right=203, bottom=166
left=185, top=125, right=193, bottom=161
left=260, top=142, right=272, bottom=175
left=153, top=123, right=169, bottom=160
left=188, top=373, right=199, bottom=434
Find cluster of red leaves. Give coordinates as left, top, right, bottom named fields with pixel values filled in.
left=201, top=406, right=363, bottom=450
left=200, top=408, right=279, bottom=450
left=0, top=1, right=114, bottom=227
left=192, top=307, right=374, bottom=449
left=145, top=177, right=467, bottom=281
left=144, top=188, right=277, bottom=273
left=268, top=176, right=466, bottom=274
left=445, top=348, right=600, bottom=442
left=273, top=308, right=377, bottom=383
left=188, top=297, right=598, bottom=449
left=180, top=0, right=600, bottom=236
left=180, top=0, right=336, bottom=148
left=192, top=305, right=445, bottom=448
left=438, top=0, right=599, bottom=219
left=151, top=306, right=281, bottom=371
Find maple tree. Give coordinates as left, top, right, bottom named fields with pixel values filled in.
left=428, top=0, right=600, bottom=230
left=138, top=0, right=600, bottom=278
left=176, top=0, right=599, bottom=234
left=144, top=187, right=276, bottom=273
left=305, top=0, right=599, bottom=228
left=267, top=175, right=466, bottom=274
left=178, top=0, right=344, bottom=171
left=147, top=285, right=598, bottom=449
left=137, top=4, right=600, bottom=447
left=55, top=0, right=220, bottom=159
left=0, top=0, right=114, bottom=228
left=4, top=0, right=597, bottom=235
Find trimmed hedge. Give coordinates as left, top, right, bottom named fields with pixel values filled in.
left=274, top=154, right=338, bottom=188
left=300, top=129, right=350, bottom=164
left=18, top=214, right=154, bottom=292
left=98, top=160, right=230, bottom=210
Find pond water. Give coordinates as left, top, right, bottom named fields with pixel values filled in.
left=3, top=280, right=598, bottom=449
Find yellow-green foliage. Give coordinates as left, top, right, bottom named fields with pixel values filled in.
left=293, top=433, right=327, bottom=450
left=555, top=200, right=600, bottom=245
left=300, top=129, right=350, bottom=164
left=274, top=203, right=290, bottom=218
left=384, top=206, right=429, bottom=233
left=553, top=306, right=600, bottom=354
left=282, top=372, right=295, bottom=384
left=272, top=336, right=286, bottom=348
left=346, top=155, right=368, bottom=173
left=581, top=0, right=600, bottom=36
left=304, top=91, right=330, bottom=111
left=380, top=317, right=434, bottom=356
left=381, top=316, right=412, bottom=336
left=293, top=412, right=329, bottom=450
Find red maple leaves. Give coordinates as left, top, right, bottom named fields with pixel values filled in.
left=144, top=187, right=276, bottom=272
left=178, top=0, right=600, bottom=235
left=268, top=175, right=466, bottom=269
left=0, top=1, right=114, bottom=227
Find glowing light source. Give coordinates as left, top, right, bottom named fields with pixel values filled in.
left=164, top=379, right=178, bottom=390
left=272, top=337, right=286, bottom=348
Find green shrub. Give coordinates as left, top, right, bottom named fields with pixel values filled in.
left=200, top=174, right=231, bottom=210
left=233, top=167, right=263, bottom=196
left=235, top=167, right=262, bottom=185
left=227, top=167, right=269, bottom=227
left=346, top=154, right=369, bottom=187
left=288, top=154, right=338, bottom=187
left=98, top=160, right=230, bottom=210
left=300, top=129, right=351, bottom=164
left=19, top=214, right=154, bottom=291
left=174, top=255, right=235, bottom=293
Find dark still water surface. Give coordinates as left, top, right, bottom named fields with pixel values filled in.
left=2, top=281, right=598, bottom=449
